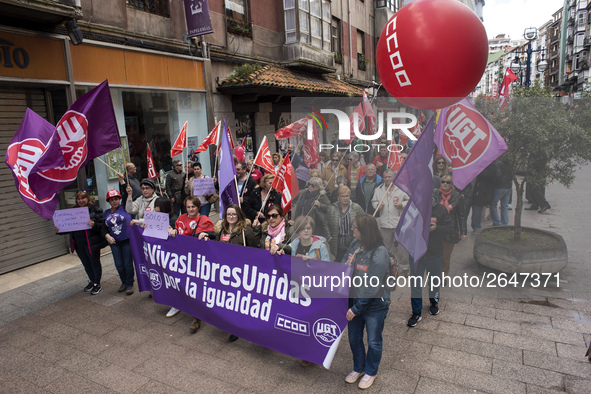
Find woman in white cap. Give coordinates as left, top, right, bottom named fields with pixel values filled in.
left=103, top=189, right=135, bottom=295
left=127, top=178, right=158, bottom=225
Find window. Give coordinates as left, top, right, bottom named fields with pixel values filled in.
left=376, top=0, right=396, bottom=12
left=226, top=0, right=252, bottom=38
left=331, top=18, right=340, bottom=54
left=127, top=0, right=169, bottom=17
left=357, top=30, right=366, bottom=71
left=284, top=0, right=331, bottom=50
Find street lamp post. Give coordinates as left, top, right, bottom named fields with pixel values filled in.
left=509, top=27, right=549, bottom=87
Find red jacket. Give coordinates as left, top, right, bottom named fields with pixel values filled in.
left=175, top=214, right=214, bottom=236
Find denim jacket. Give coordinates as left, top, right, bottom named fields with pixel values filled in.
left=343, top=239, right=391, bottom=315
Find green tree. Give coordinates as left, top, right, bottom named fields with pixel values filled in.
left=475, top=81, right=591, bottom=240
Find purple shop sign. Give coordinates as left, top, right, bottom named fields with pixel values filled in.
left=129, top=226, right=352, bottom=368
left=184, top=0, right=214, bottom=38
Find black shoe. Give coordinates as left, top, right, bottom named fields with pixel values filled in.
left=84, top=281, right=94, bottom=292
left=407, top=313, right=422, bottom=327
left=525, top=206, right=539, bottom=210
left=90, top=284, right=102, bottom=295
left=229, top=335, right=239, bottom=342
left=126, top=286, right=134, bottom=295
left=538, top=205, right=551, bottom=213
left=118, top=283, right=126, bottom=293
left=429, top=303, right=440, bottom=315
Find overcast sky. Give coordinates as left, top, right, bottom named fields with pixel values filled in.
left=482, top=0, right=565, bottom=40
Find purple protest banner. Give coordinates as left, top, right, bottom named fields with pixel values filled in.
left=129, top=226, right=352, bottom=368
left=434, top=98, right=507, bottom=189
left=394, top=115, right=436, bottom=264
left=184, top=0, right=214, bottom=38
left=4, top=108, right=64, bottom=219
left=218, top=120, right=239, bottom=219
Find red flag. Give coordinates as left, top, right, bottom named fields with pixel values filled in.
left=275, top=116, right=310, bottom=139
left=146, top=144, right=158, bottom=179
left=302, top=124, right=321, bottom=168
left=171, top=121, right=187, bottom=157
left=345, top=101, right=366, bottom=143
left=499, top=68, right=518, bottom=109
left=194, top=121, right=220, bottom=154
left=387, top=148, right=403, bottom=172
left=362, top=91, right=376, bottom=134
left=240, top=136, right=247, bottom=149
left=253, top=136, right=275, bottom=174
left=270, top=155, right=299, bottom=212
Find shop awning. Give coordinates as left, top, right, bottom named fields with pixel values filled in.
left=217, top=64, right=363, bottom=98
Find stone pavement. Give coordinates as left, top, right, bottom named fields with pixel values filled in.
left=2, top=166, right=591, bottom=393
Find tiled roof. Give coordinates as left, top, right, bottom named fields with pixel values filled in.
left=219, top=64, right=363, bottom=97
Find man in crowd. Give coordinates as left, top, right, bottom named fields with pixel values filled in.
left=117, top=162, right=141, bottom=203
left=354, top=164, right=381, bottom=215
left=166, top=160, right=185, bottom=215
left=347, top=152, right=364, bottom=191
left=287, top=143, right=304, bottom=170
left=236, top=161, right=257, bottom=203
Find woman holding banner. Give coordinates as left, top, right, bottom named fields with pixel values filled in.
left=184, top=162, right=218, bottom=217
left=253, top=204, right=293, bottom=255
left=243, top=174, right=281, bottom=222
left=343, top=214, right=390, bottom=390
left=55, top=191, right=106, bottom=295
left=286, top=216, right=329, bottom=261
left=170, top=196, right=214, bottom=237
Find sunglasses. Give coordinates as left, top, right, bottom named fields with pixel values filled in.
left=307, top=183, right=318, bottom=188
left=266, top=213, right=280, bottom=219
left=331, top=159, right=339, bottom=162
left=441, top=180, right=453, bottom=184
left=437, top=161, right=445, bottom=164
left=76, top=190, right=87, bottom=193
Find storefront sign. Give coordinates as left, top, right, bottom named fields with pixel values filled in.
left=183, top=0, right=214, bottom=38
left=0, top=38, right=29, bottom=69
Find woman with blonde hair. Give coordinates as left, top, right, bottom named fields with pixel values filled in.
left=243, top=173, right=282, bottom=222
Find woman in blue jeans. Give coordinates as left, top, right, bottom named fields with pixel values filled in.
left=342, top=214, right=390, bottom=390
left=103, top=190, right=135, bottom=295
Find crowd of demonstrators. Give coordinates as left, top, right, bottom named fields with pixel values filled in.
left=243, top=173, right=281, bottom=222
left=166, top=159, right=186, bottom=215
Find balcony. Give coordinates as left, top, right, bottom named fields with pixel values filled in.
left=585, top=37, right=591, bottom=47
left=551, top=34, right=560, bottom=43
left=551, top=49, right=559, bottom=58
left=227, top=17, right=252, bottom=39
left=550, top=65, right=559, bottom=74
left=0, top=0, right=82, bottom=25
left=282, top=42, right=336, bottom=74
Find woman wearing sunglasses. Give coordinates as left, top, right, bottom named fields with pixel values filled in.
left=243, top=174, right=281, bottom=222
left=293, top=177, right=330, bottom=239
left=433, top=174, right=467, bottom=275
left=343, top=214, right=390, bottom=390
left=253, top=204, right=293, bottom=255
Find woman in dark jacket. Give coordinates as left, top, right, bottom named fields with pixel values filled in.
left=54, top=191, right=106, bottom=295
left=243, top=174, right=282, bottom=222
left=293, top=177, right=331, bottom=239
left=253, top=204, right=294, bottom=255
left=433, top=174, right=467, bottom=275
left=199, top=204, right=257, bottom=247
left=343, top=214, right=390, bottom=390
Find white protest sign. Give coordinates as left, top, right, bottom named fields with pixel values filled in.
left=53, top=207, right=92, bottom=233
left=143, top=211, right=169, bottom=240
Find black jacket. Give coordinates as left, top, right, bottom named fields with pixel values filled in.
left=425, top=203, right=453, bottom=258
left=433, top=189, right=467, bottom=244
left=243, top=187, right=282, bottom=221
left=493, top=156, right=513, bottom=190
left=71, top=203, right=107, bottom=253
left=471, top=164, right=496, bottom=206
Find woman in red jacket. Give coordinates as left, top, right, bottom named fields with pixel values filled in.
left=169, top=196, right=214, bottom=237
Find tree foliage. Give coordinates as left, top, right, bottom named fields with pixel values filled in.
left=474, top=81, right=591, bottom=239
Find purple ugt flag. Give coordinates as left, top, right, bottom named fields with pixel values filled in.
left=218, top=120, right=239, bottom=219
left=394, top=115, right=436, bottom=264
left=184, top=0, right=214, bottom=38
left=4, top=109, right=65, bottom=219
left=36, top=80, right=121, bottom=199
left=434, top=98, right=507, bottom=190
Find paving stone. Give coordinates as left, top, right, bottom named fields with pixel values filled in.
left=551, top=317, right=591, bottom=333
left=564, top=375, right=591, bottom=394
left=525, top=383, right=566, bottom=393
left=523, top=350, right=591, bottom=380
left=555, top=342, right=588, bottom=362
left=85, top=363, right=150, bottom=393
left=493, top=331, right=557, bottom=356
left=436, top=321, right=494, bottom=343
left=46, top=372, right=115, bottom=394
left=444, top=301, right=498, bottom=318
left=415, top=376, right=482, bottom=394
left=520, top=325, right=585, bottom=346
left=430, top=346, right=493, bottom=374
left=495, top=309, right=553, bottom=325
left=492, top=360, right=564, bottom=390
left=520, top=303, right=578, bottom=319
left=465, top=314, right=522, bottom=335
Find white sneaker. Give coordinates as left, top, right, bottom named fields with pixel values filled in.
left=345, top=371, right=363, bottom=384
left=358, top=374, right=376, bottom=389
left=166, top=307, right=180, bottom=317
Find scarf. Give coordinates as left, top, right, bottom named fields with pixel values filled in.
left=265, top=219, right=286, bottom=249
left=439, top=187, right=453, bottom=212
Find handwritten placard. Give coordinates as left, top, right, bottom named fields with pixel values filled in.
left=296, top=166, right=311, bottom=182
left=193, top=177, right=217, bottom=196
left=53, top=207, right=92, bottom=233
left=143, top=211, right=169, bottom=240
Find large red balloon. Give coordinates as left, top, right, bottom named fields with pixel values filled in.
left=376, top=0, right=488, bottom=110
